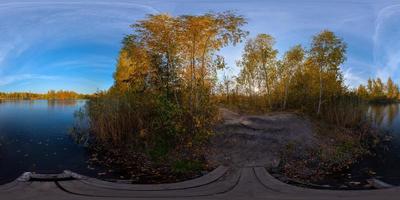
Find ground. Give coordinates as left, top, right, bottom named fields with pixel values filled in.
left=208, top=108, right=316, bottom=168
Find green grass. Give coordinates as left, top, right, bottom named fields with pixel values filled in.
left=172, top=159, right=203, bottom=174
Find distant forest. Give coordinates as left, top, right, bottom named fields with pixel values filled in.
left=0, top=90, right=90, bottom=100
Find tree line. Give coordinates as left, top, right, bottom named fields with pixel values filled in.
left=218, top=30, right=352, bottom=125
left=217, top=31, right=399, bottom=122
left=356, top=77, right=400, bottom=103
left=0, top=90, right=89, bottom=100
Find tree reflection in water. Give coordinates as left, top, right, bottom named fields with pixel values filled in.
left=368, top=103, right=400, bottom=127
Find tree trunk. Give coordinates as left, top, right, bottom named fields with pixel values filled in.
left=265, top=77, right=272, bottom=110
left=283, top=80, right=289, bottom=110
left=317, top=68, right=322, bottom=115
left=263, top=63, right=272, bottom=110
left=190, top=38, right=196, bottom=112
left=225, top=81, right=230, bottom=103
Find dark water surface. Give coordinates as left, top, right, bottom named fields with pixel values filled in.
left=0, top=100, right=101, bottom=184
left=352, top=104, right=400, bottom=185
left=317, top=103, right=400, bottom=187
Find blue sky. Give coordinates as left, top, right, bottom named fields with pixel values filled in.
left=0, top=0, right=400, bottom=93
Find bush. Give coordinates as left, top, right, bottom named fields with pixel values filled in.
left=172, top=160, right=203, bottom=174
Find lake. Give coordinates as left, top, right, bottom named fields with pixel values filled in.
left=350, top=103, right=400, bottom=185
left=314, top=103, right=400, bottom=188
left=0, top=100, right=103, bottom=184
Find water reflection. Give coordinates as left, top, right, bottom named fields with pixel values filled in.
left=368, top=104, right=400, bottom=128
left=0, top=100, right=101, bottom=184
left=47, top=99, right=78, bottom=109
left=352, top=103, right=400, bottom=185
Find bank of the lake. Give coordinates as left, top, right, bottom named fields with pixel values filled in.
left=0, top=99, right=214, bottom=184
left=271, top=103, right=400, bottom=189
left=334, top=103, right=400, bottom=186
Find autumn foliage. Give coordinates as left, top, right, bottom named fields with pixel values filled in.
left=0, top=90, right=87, bottom=100
left=77, top=12, right=394, bottom=181
left=357, top=77, right=400, bottom=103
left=82, top=12, right=247, bottom=175
left=219, top=30, right=356, bottom=125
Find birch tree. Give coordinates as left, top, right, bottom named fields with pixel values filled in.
left=280, top=45, right=305, bottom=109
left=237, top=34, right=278, bottom=110
left=309, top=30, right=346, bottom=115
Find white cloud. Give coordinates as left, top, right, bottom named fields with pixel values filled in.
left=343, top=68, right=365, bottom=88
left=0, top=74, right=59, bottom=86
left=372, top=4, right=400, bottom=82
left=0, top=0, right=159, bottom=71
left=0, top=0, right=163, bottom=92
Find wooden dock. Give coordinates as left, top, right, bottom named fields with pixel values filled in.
left=1, top=166, right=400, bottom=200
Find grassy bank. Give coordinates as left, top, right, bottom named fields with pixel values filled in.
left=278, top=119, right=380, bottom=184
left=71, top=90, right=217, bottom=183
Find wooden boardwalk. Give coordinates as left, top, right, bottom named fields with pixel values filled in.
left=1, top=166, right=400, bottom=200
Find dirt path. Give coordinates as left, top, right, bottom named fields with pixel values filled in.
left=208, top=108, right=317, bottom=168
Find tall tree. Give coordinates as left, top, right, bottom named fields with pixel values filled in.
left=110, top=11, right=248, bottom=142
left=130, top=14, right=182, bottom=98
left=373, top=78, right=384, bottom=97
left=114, top=36, right=152, bottom=92
left=280, top=45, right=305, bottom=109
left=367, top=78, right=373, bottom=94
left=387, top=77, right=397, bottom=99
left=356, top=85, right=368, bottom=98
left=357, top=77, right=400, bottom=102
left=178, top=11, right=248, bottom=111
left=237, top=34, right=278, bottom=110
left=309, top=30, right=347, bottom=115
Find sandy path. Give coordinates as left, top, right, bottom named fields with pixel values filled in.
left=208, top=108, right=316, bottom=168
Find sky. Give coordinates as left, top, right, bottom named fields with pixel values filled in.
left=1, top=0, right=400, bottom=94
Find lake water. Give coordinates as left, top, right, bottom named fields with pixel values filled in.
left=0, top=100, right=102, bottom=184
left=350, top=103, right=400, bottom=185
left=315, top=103, right=400, bottom=188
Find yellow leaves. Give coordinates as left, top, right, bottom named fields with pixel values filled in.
left=194, top=117, right=202, bottom=128
left=139, top=129, right=147, bottom=138
left=236, top=34, right=279, bottom=100
left=233, top=30, right=350, bottom=113
left=186, top=141, right=193, bottom=148
left=358, top=77, right=400, bottom=102
left=114, top=12, right=248, bottom=120
left=0, top=90, right=85, bottom=100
